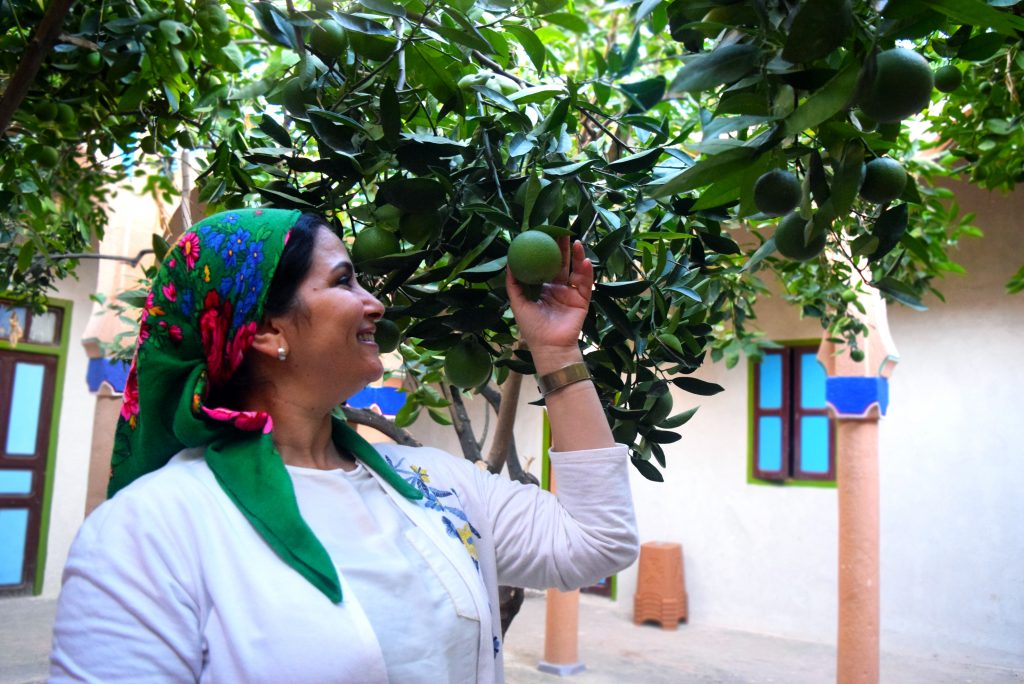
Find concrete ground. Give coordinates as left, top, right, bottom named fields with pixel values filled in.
left=2, top=592, right=1021, bottom=684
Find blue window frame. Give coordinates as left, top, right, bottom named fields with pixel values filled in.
left=751, top=345, right=834, bottom=483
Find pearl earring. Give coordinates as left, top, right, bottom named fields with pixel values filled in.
left=277, top=346, right=288, bottom=361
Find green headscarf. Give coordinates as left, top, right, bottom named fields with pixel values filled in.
left=109, top=208, right=421, bottom=603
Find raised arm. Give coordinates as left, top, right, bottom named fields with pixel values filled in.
left=505, top=238, right=614, bottom=452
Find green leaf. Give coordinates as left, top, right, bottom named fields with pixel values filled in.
left=666, top=44, right=761, bottom=96
left=508, top=84, right=565, bottom=104
left=394, top=401, right=421, bottom=428
left=956, top=32, right=1007, bottom=61
left=329, top=11, right=393, bottom=35
left=647, top=428, right=682, bottom=444
left=1006, top=264, right=1024, bottom=295
left=660, top=405, right=699, bottom=429
left=782, top=60, right=859, bottom=136
left=597, top=280, right=651, bottom=297
left=874, top=276, right=927, bottom=310
left=830, top=142, right=865, bottom=218
left=620, top=76, right=666, bottom=112
left=544, top=159, right=603, bottom=176
left=505, top=25, right=546, bottom=72
left=657, top=332, right=684, bottom=354
left=427, top=408, right=453, bottom=425
left=151, top=233, right=171, bottom=263
left=672, top=376, right=724, bottom=395
left=782, top=0, right=853, bottom=64
left=742, top=236, right=776, bottom=271
left=545, top=12, right=589, bottom=33
left=920, top=0, right=1024, bottom=35
left=357, top=0, right=406, bottom=17
left=636, top=0, right=663, bottom=23
left=869, top=203, right=909, bottom=261
left=607, top=147, right=664, bottom=174
left=631, top=457, right=664, bottom=482
left=16, top=241, right=35, bottom=273
left=258, top=114, right=292, bottom=148
left=432, top=24, right=494, bottom=54
left=648, top=146, right=758, bottom=198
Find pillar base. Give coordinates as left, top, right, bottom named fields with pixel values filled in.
left=537, top=661, right=586, bottom=676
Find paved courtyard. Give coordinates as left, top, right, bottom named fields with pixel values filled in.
left=2, top=591, right=1021, bottom=683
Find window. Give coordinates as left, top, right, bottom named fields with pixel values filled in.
left=750, top=344, right=834, bottom=483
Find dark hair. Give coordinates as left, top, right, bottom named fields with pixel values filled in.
left=210, top=212, right=330, bottom=408
left=263, top=212, right=330, bottom=317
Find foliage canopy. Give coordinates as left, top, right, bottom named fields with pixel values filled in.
left=2, top=0, right=1023, bottom=479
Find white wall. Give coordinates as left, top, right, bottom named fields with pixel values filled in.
left=619, top=181, right=1024, bottom=666
left=415, top=182, right=1024, bottom=667
left=41, top=260, right=100, bottom=597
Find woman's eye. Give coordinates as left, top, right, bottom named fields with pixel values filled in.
left=335, top=275, right=352, bottom=287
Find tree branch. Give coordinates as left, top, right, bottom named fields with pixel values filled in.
left=442, top=383, right=485, bottom=464
left=340, top=406, right=421, bottom=446
left=483, top=373, right=522, bottom=474
left=0, top=0, right=77, bottom=135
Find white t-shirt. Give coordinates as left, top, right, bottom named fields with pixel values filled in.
left=288, top=462, right=479, bottom=682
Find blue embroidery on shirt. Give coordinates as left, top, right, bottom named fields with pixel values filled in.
left=494, top=636, right=501, bottom=657
left=386, top=455, right=482, bottom=570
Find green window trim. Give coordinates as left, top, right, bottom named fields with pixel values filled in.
left=0, top=296, right=73, bottom=594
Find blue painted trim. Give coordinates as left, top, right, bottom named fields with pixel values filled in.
left=347, top=386, right=407, bottom=417
left=826, top=377, right=889, bottom=417
left=86, top=357, right=131, bottom=392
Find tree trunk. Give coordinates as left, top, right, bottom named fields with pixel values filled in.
left=0, top=0, right=77, bottom=135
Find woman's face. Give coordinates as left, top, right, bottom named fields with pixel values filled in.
left=279, top=228, right=386, bottom=401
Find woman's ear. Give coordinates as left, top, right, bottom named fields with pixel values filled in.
left=250, top=316, right=288, bottom=361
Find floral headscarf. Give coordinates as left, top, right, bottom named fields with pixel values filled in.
left=110, top=209, right=420, bottom=603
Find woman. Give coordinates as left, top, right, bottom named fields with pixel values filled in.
left=50, top=208, right=638, bottom=683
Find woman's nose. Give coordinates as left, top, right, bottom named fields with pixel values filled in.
left=363, top=290, right=385, bottom=320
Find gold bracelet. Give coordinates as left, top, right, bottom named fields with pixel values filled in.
left=537, top=362, right=591, bottom=397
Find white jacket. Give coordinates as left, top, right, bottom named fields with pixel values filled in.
left=50, top=443, right=638, bottom=683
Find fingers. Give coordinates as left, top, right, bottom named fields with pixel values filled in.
left=569, top=240, right=594, bottom=302
left=556, top=235, right=571, bottom=284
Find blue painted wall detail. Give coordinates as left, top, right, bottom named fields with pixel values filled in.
left=825, top=377, right=889, bottom=417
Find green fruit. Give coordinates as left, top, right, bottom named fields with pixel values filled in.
left=26, top=144, right=59, bottom=168
left=774, top=213, right=826, bottom=261
left=850, top=349, right=865, bottom=362
left=351, top=226, right=400, bottom=273
left=347, top=32, right=397, bottom=61
left=399, top=212, right=440, bottom=245
left=933, top=64, right=962, bottom=93
left=508, top=231, right=562, bottom=285
left=33, top=101, right=57, bottom=122
left=79, top=51, right=103, bottom=73
left=444, top=337, right=493, bottom=389
left=195, top=2, right=229, bottom=34
left=753, top=169, right=802, bottom=217
left=281, top=78, right=309, bottom=118
left=840, top=289, right=858, bottom=303
left=374, top=319, right=402, bottom=354
left=140, top=136, right=159, bottom=154
left=859, top=158, right=907, bottom=204
left=55, top=103, right=75, bottom=127
left=859, top=48, right=934, bottom=123
left=310, top=20, right=347, bottom=61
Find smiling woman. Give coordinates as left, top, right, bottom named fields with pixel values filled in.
left=48, top=207, right=638, bottom=683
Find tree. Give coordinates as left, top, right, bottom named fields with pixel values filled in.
left=3, top=0, right=1024, bottom=484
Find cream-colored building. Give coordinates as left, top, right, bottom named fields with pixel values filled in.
left=3, top=180, right=1021, bottom=670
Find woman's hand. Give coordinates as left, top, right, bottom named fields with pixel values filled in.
left=506, top=237, right=593, bottom=369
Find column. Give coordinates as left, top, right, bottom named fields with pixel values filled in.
left=817, top=290, right=898, bottom=684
